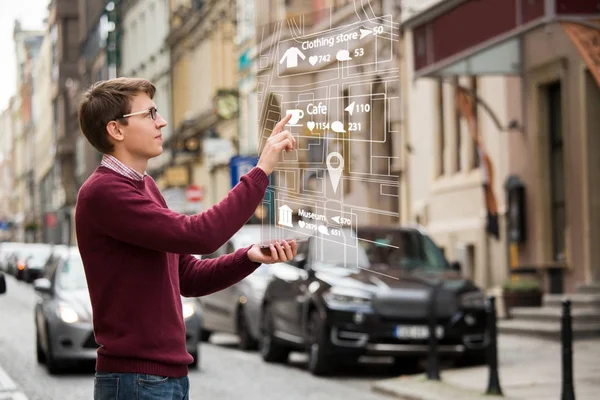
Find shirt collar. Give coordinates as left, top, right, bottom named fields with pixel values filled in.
left=100, top=154, right=147, bottom=181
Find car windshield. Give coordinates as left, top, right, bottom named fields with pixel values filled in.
left=310, top=237, right=371, bottom=270
left=57, top=252, right=88, bottom=290
left=23, top=246, right=52, bottom=266
left=358, top=230, right=450, bottom=270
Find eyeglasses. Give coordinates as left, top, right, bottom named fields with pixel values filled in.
left=115, top=107, right=158, bottom=121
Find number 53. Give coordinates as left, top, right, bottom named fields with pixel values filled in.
left=354, top=48, right=364, bottom=57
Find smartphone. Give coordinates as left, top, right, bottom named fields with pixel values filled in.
left=259, top=238, right=308, bottom=254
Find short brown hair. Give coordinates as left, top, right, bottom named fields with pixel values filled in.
left=78, top=77, right=156, bottom=153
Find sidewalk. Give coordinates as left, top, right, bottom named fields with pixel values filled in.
left=372, top=334, right=600, bottom=400
left=0, top=364, right=28, bottom=400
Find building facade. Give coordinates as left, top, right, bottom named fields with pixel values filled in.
left=31, top=30, right=58, bottom=244
left=253, top=0, right=406, bottom=226
left=402, top=0, right=600, bottom=293
left=0, top=104, right=15, bottom=241
left=46, top=0, right=80, bottom=245
left=76, top=0, right=116, bottom=193
left=167, top=0, right=239, bottom=212
left=402, top=0, right=512, bottom=289
left=12, top=21, right=44, bottom=242
left=121, top=0, right=173, bottom=178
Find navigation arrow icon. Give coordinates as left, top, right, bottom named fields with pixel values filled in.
left=331, top=216, right=340, bottom=224
left=360, top=29, right=372, bottom=39
left=344, top=101, right=355, bottom=116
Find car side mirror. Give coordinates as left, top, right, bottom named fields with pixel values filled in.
left=33, top=278, right=52, bottom=295
left=450, top=261, right=462, bottom=273
left=0, top=273, right=6, bottom=295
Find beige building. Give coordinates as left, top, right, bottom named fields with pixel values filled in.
left=0, top=103, right=15, bottom=240
left=402, top=0, right=511, bottom=289
left=504, top=21, right=600, bottom=292
left=168, top=0, right=239, bottom=210
left=121, top=0, right=173, bottom=177
left=254, top=0, right=406, bottom=226
left=401, top=0, right=600, bottom=295
left=12, top=22, right=44, bottom=242
left=32, top=32, right=59, bottom=236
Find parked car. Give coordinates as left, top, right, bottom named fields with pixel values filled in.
left=259, top=225, right=488, bottom=376
left=21, top=243, right=59, bottom=283
left=0, top=242, right=21, bottom=272
left=34, top=246, right=203, bottom=374
left=1, top=242, right=31, bottom=276
left=4, top=243, right=55, bottom=282
left=198, top=225, right=275, bottom=350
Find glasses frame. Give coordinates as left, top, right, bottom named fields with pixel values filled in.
left=115, top=107, right=158, bottom=121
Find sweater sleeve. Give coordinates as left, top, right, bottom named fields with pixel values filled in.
left=178, top=250, right=259, bottom=297
left=78, top=167, right=268, bottom=255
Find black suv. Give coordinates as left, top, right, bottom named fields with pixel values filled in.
left=259, top=225, right=488, bottom=375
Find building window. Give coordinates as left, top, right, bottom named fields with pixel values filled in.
left=436, top=78, right=445, bottom=177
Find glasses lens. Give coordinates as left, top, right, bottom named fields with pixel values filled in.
left=150, top=108, right=157, bottom=120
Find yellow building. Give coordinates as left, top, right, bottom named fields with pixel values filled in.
left=167, top=0, right=239, bottom=210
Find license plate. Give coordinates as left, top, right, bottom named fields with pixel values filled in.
left=394, top=325, right=444, bottom=339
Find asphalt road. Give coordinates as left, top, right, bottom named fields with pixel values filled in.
left=0, top=275, right=404, bottom=400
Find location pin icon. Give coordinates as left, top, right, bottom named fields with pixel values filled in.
left=326, top=152, right=344, bottom=194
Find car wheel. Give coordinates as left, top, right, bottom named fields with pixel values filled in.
left=189, top=350, right=200, bottom=369
left=260, top=304, right=290, bottom=363
left=237, top=307, right=258, bottom=351
left=45, top=324, right=63, bottom=375
left=199, top=329, right=212, bottom=343
left=307, top=310, right=333, bottom=376
left=35, top=321, right=46, bottom=364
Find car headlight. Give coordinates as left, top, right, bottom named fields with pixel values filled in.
left=182, top=302, right=196, bottom=319
left=57, top=305, right=80, bottom=324
left=323, top=291, right=372, bottom=308
left=460, top=291, right=487, bottom=309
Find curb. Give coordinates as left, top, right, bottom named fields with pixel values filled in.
left=370, top=375, right=509, bottom=400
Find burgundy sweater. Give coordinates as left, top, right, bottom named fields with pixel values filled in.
left=75, top=166, right=269, bottom=377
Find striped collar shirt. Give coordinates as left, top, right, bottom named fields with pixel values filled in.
left=100, top=154, right=147, bottom=181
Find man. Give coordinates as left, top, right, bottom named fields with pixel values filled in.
left=75, top=77, right=297, bottom=399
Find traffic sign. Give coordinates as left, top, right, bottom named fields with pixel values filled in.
left=230, top=155, right=259, bottom=188
left=185, top=185, right=204, bottom=202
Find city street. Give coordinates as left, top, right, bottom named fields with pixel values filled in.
left=0, top=275, right=400, bottom=400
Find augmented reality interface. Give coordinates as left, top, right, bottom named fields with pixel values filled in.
left=257, top=1, right=401, bottom=278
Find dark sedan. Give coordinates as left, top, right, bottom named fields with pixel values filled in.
left=259, top=226, right=488, bottom=376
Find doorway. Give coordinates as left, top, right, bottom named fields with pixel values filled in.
left=545, top=82, right=566, bottom=262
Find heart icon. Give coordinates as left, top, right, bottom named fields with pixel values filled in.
left=309, top=56, right=318, bottom=66
left=298, top=220, right=306, bottom=228
left=307, top=121, right=315, bottom=131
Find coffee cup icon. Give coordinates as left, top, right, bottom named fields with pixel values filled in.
left=286, top=109, right=304, bottom=125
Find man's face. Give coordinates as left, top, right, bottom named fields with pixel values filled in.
left=119, top=93, right=167, bottom=160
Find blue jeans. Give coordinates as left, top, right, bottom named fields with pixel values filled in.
left=94, top=372, right=190, bottom=400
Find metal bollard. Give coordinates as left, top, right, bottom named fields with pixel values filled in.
left=561, top=299, right=575, bottom=400
left=426, top=281, right=441, bottom=380
left=485, top=296, right=503, bottom=395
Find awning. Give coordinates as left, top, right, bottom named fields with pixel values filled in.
left=403, top=0, right=600, bottom=79
left=561, top=20, right=600, bottom=86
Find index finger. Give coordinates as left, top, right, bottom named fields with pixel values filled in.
left=272, top=113, right=293, bottom=136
